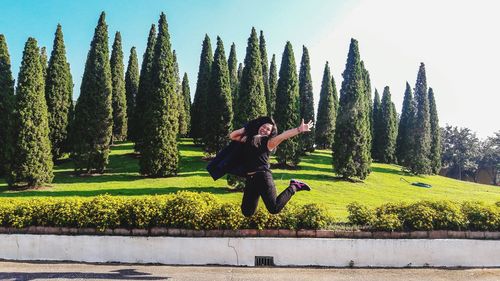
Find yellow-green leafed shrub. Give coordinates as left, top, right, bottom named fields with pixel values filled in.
left=0, top=192, right=335, bottom=230
left=204, top=203, right=245, bottom=230
left=347, top=202, right=375, bottom=226
left=122, top=196, right=168, bottom=229
left=296, top=204, right=331, bottom=229
left=163, top=192, right=217, bottom=230
left=428, top=201, right=467, bottom=230
left=461, top=202, right=500, bottom=231
left=78, top=195, right=126, bottom=231
left=372, top=213, right=403, bottom=231
left=402, top=202, right=437, bottom=230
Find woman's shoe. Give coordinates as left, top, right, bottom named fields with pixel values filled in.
left=289, top=179, right=311, bottom=192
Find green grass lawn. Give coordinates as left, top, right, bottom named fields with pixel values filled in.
left=1, top=138, right=499, bottom=220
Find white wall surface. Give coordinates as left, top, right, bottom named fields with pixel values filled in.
left=1, top=234, right=499, bottom=267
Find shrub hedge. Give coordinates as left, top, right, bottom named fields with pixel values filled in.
left=347, top=200, right=500, bottom=231
left=0, top=192, right=333, bottom=231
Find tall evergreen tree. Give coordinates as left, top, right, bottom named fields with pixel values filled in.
left=315, top=62, right=335, bottom=149
left=409, top=63, right=431, bottom=174
left=235, top=27, right=266, bottom=127
left=237, top=63, right=243, bottom=84
left=275, top=42, right=300, bottom=166
left=191, top=35, right=212, bottom=144
left=8, top=38, right=53, bottom=187
left=360, top=61, right=373, bottom=150
left=181, top=72, right=191, bottom=136
left=333, top=38, right=371, bottom=180
left=45, top=24, right=73, bottom=160
left=331, top=74, right=339, bottom=113
left=378, top=86, right=398, bottom=163
left=40, top=46, right=48, bottom=81
left=371, top=89, right=382, bottom=160
left=428, top=87, right=441, bottom=174
left=173, top=50, right=184, bottom=136
left=71, top=12, right=113, bottom=174
left=396, top=82, right=415, bottom=167
left=298, top=46, right=315, bottom=153
left=0, top=34, right=15, bottom=176
left=268, top=54, right=278, bottom=117
left=139, top=12, right=179, bottom=177
left=259, top=31, right=270, bottom=116
left=204, top=37, right=233, bottom=155
left=227, top=43, right=239, bottom=118
left=110, top=31, right=127, bottom=142
left=134, top=24, right=156, bottom=151
left=125, top=46, right=139, bottom=141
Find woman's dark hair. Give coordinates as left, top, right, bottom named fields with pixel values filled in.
left=244, top=116, right=278, bottom=147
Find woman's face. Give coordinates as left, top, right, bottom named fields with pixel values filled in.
left=258, top=123, right=273, bottom=136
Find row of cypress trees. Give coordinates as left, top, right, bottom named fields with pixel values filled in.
left=0, top=12, right=193, bottom=187
left=0, top=23, right=73, bottom=187
left=190, top=28, right=320, bottom=168
left=0, top=14, right=442, bottom=186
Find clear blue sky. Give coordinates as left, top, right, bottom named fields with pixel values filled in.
left=1, top=0, right=498, bottom=138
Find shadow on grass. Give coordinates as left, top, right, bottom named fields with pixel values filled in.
left=371, top=166, right=415, bottom=177
left=0, top=186, right=231, bottom=198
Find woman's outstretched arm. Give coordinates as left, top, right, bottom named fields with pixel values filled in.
left=268, top=119, right=313, bottom=151
left=228, top=127, right=246, bottom=142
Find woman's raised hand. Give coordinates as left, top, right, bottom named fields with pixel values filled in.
left=298, top=119, right=314, bottom=133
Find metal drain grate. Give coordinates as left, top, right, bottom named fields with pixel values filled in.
left=255, top=256, right=274, bottom=266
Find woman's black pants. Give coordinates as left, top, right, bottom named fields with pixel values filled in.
left=241, top=171, right=294, bottom=217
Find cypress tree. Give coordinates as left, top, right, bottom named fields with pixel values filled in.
left=371, top=89, right=382, bottom=160
left=40, top=46, right=48, bottom=81
left=360, top=61, right=373, bottom=150
left=237, top=63, right=243, bottom=84
left=110, top=31, right=127, bottom=143
left=275, top=42, right=300, bottom=166
left=333, top=38, right=371, bottom=180
left=378, top=86, right=398, bottom=163
left=139, top=12, right=178, bottom=177
left=0, top=34, right=15, bottom=176
left=45, top=24, right=73, bottom=160
left=259, top=31, right=270, bottom=116
left=315, top=62, right=335, bottom=149
left=181, top=72, right=191, bottom=136
left=235, top=27, right=266, bottom=127
left=396, top=82, right=415, bottom=166
left=228, top=43, right=239, bottom=118
left=191, top=35, right=212, bottom=144
left=331, top=74, right=339, bottom=113
left=173, top=50, right=184, bottom=136
left=298, top=46, right=315, bottom=153
left=134, top=24, right=156, bottom=151
left=125, top=46, right=139, bottom=141
left=71, top=12, right=113, bottom=174
left=268, top=54, right=278, bottom=117
left=8, top=37, right=53, bottom=187
left=409, top=63, right=431, bottom=174
left=204, top=37, right=233, bottom=155
left=428, top=87, right=441, bottom=174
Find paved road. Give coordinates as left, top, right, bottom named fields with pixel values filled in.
left=1, top=261, right=500, bottom=281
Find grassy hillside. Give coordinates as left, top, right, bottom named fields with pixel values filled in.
left=1, top=139, right=499, bottom=220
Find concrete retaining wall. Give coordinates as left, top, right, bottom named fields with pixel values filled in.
left=1, top=234, right=499, bottom=267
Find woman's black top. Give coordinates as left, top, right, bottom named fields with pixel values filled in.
left=242, top=136, right=271, bottom=173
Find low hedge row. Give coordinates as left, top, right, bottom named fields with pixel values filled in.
left=0, top=192, right=333, bottom=231
left=347, top=201, right=500, bottom=231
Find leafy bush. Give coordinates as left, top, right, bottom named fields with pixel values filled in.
left=347, top=200, right=500, bottom=231
left=0, top=191, right=335, bottom=231
left=372, top=213, right=402, bottom=231
left=346, top=202, right=375, bottom=226
left=461, top=202, right=500, bottom=231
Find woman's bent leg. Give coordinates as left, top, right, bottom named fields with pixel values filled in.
left=259, top=171, right=294, bottom=214
left=241, top=175, right=260, bottom=217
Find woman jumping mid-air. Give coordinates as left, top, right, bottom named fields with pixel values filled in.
left=229, top=116, right=314, bottom=217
